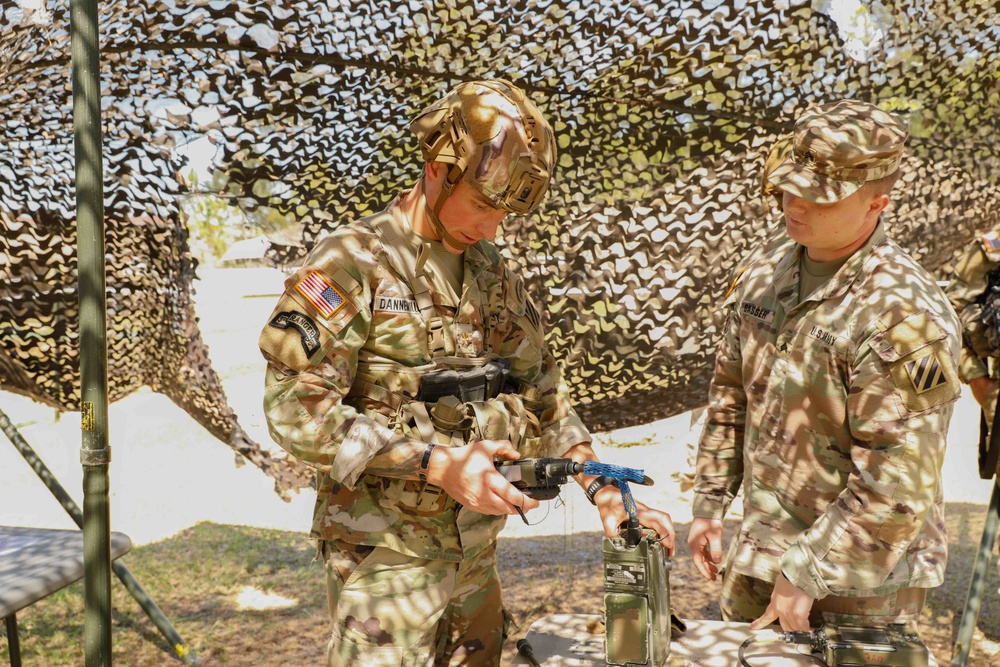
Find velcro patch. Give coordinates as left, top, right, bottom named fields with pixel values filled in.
left=269, top=311, right=321, bottom=357
left=524, top=300, right=541, bottom=330
left=259, top=307, right=329, bottom=372
left=980, top=230, right=1000, bottom=252
left=807, top=324, right=838, bottom=347
left=904, top=352, right=949, bottom=394
left=374, top=295, right=418, bottom=314
left=296, top=271, right=348, bottom=319
left=741, top=301, right=775, bottom=323
left=887, top=344, right=960, bottom=413
left=979, top=230, right=1000, bottom=262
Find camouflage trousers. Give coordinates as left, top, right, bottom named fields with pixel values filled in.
left=321, top=538, right=508, bottom=667
left=720, top=571, right=927, bottom=627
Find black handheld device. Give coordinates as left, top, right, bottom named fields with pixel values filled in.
left=494, top=457, right=585, bottom=501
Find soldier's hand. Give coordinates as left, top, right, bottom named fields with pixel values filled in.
left=969, top=375, right=997, bottom=407
left=688, top=517, right=724, bottom=581
left=425, top=440, right=540, bottom=516
left=592, top=488, right=676, bottom=556
left=750, top=573, right=814, bottom=633
left=635, top=504, right=676, bottom=557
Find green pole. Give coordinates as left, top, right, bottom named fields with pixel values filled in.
left=70, top=0, right=113, bottom=665
left=0, top=410, right=202, bottom=666
left=950, top=481, right=1000, bottom=667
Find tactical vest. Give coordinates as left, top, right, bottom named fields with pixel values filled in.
left=344, top=211, right=543, bottom=452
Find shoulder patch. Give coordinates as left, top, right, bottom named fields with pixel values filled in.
left=903, top=352, right=950, bottom=394
left=979, top=230, right=1000, bottom=263
left=296, top=271, right=349, bottom=319
left=503, top=266, right=527, bottom=316
left=269, top=311, right=321, bottom=357
left=259, top=309, right=330, bottom=371
left=872, top=311, right=960, bottom=413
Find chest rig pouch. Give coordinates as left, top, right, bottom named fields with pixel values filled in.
left=350, top=211, right=544, bottom=516
left=418, top=356, right=511, bottom=403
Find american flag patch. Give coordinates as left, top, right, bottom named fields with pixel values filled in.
left=295, top=271, right=347, bottom=319
left=981, top=230, right=1000, bottom=252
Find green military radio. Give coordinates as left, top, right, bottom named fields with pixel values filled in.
left=817, top=623, right=929, bottom=667
left=738, top=622, right=930, bottom=667
left=603, top=526, right=672, bottom=666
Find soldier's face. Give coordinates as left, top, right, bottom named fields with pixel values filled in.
left=782, top=188, right=889, bottom=262
left=425, top=163, right=509, bottom=253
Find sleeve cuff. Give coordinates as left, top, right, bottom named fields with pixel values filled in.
left=548, top=419, right=592, bottom=457
left=691, top=493, right=728, bottom=521
left=959, top=351, right=988, bottom=384
left=780, top=543, right=831, bottom=600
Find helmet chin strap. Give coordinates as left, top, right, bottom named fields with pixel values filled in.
left=420, top=164, right=473, bottom=253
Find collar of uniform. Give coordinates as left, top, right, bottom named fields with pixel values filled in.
left=801, top=220, right=889, bottom=304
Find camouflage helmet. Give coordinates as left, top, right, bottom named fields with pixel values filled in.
left=767, top=99, right=908, bottom=204
left=409, top=79, right=557, bottom=215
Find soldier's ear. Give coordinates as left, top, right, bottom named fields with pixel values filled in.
left=424, top=161, right=445, bottom=182
left=867, top=193, right=890, bottom=221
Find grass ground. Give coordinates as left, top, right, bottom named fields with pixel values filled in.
left=2, top=507, right=997, bottom=666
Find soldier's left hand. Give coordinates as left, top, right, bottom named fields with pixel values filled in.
left=593, top=487, right=675, bottom=556
left=750, top=573, right=814, bottom=632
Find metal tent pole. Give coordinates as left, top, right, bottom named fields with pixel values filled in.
left=950, top=481, right=1000, bottom=667
left=70, top=0, right=112, bottom=664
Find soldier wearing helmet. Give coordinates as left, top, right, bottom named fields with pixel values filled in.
left=690, top=100, right=960, bottom=634
left=259, top=79, right=674, bottom=666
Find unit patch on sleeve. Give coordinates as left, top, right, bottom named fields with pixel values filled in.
left=296, top=271, right=348, bottom=319
left=269, top=311, right=322, bottom=357
left=904, top=352, right=949, bottom=394
left=979, top=229, right=1000, bottom=262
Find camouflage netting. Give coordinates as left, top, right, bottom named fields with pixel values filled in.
left=2, top=0, right=998, bottom=497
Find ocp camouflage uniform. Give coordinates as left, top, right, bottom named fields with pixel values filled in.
left=944, top=228, right=1000, bottom=425
left=260, top=196, right=590, bottom=666
left=694, top=223, right=961, bottom=624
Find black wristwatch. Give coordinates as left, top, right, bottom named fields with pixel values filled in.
left=585, top=476, right=619, bottom=505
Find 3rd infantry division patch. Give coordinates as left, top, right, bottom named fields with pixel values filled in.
left=904, top=352, right=948, bottom=394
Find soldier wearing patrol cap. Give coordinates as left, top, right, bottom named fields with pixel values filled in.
left=258, top=79, right=674, bottom=666
left=689, top=99, right=962, bottom=634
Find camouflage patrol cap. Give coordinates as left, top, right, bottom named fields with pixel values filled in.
left=767, top=99, right=908, bottom=204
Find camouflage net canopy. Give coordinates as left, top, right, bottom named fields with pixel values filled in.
left=2, top=0, right=998, bottom=496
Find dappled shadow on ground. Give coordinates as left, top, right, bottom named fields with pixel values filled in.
left=5, top=515, right=997, bottom=666
left=499, top=509, right=1000, bottom=667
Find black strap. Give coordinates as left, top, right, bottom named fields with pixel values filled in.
left=418, top=443, right=436, bottom=481
left=585, top=476, right=618, bottom=505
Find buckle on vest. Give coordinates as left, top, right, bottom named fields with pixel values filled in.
left=427, top=317, right=447, bottom=356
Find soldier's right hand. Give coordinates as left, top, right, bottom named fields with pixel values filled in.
left=688, top=517, right=724, bottom=581
left=425, top=440, right=541, bottom=516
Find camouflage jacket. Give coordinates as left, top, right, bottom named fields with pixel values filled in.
left=693, top=229, right=961, bottom=600
left=259, top=196, right=590, bottom=561
left=943, top=229, right=1000, bottom=383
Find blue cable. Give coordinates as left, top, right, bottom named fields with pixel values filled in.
left=581, top=461, right=644, bottom=524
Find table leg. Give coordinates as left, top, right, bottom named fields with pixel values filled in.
left=4, top=614, right=21, bottom=667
